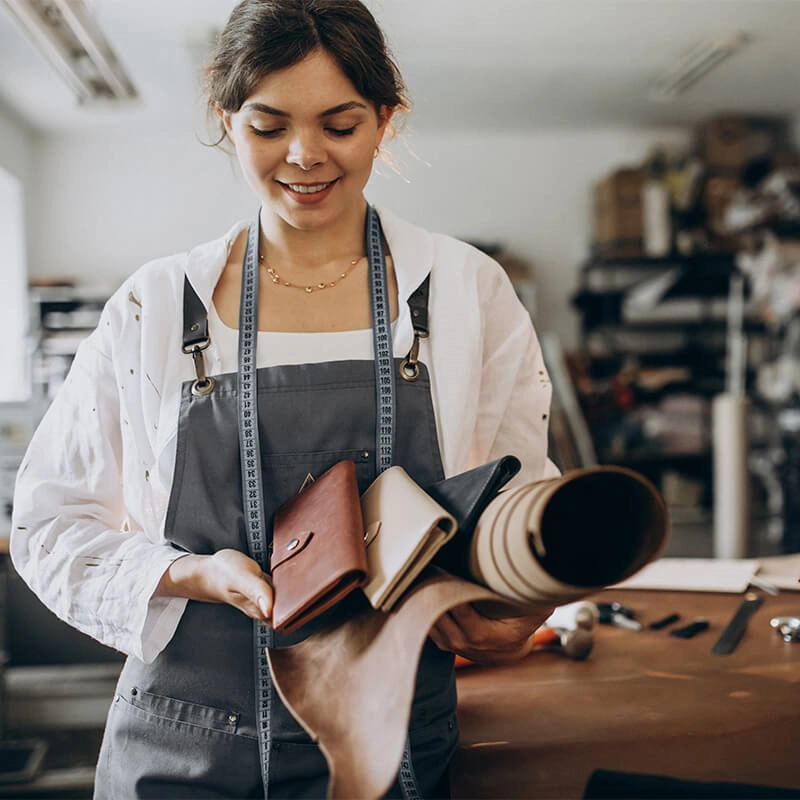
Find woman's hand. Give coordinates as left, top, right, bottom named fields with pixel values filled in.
left=429, top=603, right=553, bottom=665
left=154, top=549, right=273, bottom=624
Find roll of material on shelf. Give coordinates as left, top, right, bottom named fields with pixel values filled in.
left=712, top=393, right=751, bottom=559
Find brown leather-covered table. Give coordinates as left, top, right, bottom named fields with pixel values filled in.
left=452, top=589, right=800, bottom=798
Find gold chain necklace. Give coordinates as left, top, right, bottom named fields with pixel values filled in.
left=259, top=253, right=364, bottom=294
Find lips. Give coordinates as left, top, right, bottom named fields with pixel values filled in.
left=282, top=180, right=336, bottom=194
left=278, top=178, right=340, bottom=205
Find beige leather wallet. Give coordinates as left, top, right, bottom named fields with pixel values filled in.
left=361, top=466, right=457, bottom=611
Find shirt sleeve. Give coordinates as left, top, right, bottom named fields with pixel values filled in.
left=470, top=261, right=560, bottom=484
left=10, top=311, right=188, bottom=664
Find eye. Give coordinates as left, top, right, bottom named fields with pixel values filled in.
left=327, top=127, right=356, bottom=137
left=250, top=126, right=284, bottom=138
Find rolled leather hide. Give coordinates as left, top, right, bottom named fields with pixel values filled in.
left=469, top=465, right=669, bottom=614
left=267, top=465, right=669, bottom=800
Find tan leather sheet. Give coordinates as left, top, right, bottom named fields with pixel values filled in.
left=267, top=569, right=540, bottom=800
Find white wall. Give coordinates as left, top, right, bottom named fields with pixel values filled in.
left=28, top=123, right=690, bottom=347
left=0, top=104, right=37, bottom=400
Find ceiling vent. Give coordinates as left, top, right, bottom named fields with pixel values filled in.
left=1, top=0, right=138, bottom=104
left=649, top=31, right=749, bottom=101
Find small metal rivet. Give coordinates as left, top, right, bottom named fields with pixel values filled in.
left=361, top=450, right=370, bottom=460
left=287, top=538, right=300, bottom=551
left=190, top=323, right=199, bottom=332
left=228, top=713, right=238, bottom=724
left=130, top=687, right=138, bottom=696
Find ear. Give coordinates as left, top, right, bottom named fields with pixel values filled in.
left=375, top=105, right=395, bottom=146
left=216, top=105, right=234, bottom=138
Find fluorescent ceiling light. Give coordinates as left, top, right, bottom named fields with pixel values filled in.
left=649, top=31, right=749, bottom=102
left=1, top=0, right=138, bottom=104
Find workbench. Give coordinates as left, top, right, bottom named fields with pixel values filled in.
left=452, top=589, right=800, bottom=798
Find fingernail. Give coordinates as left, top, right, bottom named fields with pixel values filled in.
left=258, top=596, right=270, bottom=618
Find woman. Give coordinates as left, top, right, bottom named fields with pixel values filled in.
left=11, top=1, right=557, bottom=797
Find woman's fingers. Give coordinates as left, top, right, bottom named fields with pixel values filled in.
left=156, top=549, right=274, bottom=624
left=430, top=603, right=545, bottom=664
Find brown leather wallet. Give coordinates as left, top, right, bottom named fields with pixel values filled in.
left=270, top=460, right=368, bottom=633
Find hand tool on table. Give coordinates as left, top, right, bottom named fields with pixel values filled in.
left=597, top=601, right=642, bottom=631
left=711, top=592, right=763, bottom=655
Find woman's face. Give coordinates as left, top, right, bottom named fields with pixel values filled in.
left=220, top=48, right=392, bottom=233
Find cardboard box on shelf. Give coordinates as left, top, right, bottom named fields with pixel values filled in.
left=700, top=115, right=782, bottom=171
left=593, top=168, right=645, bottom=259
left=703, top=174, right=741, bottom=237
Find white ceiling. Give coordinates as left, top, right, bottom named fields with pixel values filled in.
left=1, top=0, right=799, bottom=134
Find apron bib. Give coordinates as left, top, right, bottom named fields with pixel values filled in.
left=94, top=208, right=457, bottom=800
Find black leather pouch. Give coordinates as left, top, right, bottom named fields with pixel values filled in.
left=427, top=455, right=521, bottom=579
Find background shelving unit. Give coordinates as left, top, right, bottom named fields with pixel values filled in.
left=28, top=287, right=110, bottom=402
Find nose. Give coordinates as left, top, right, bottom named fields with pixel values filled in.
left=286, top=130, right=327, bottom=172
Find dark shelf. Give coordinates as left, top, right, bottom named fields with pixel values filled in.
left=601, top=450, right=711, bottom=466
left=582, top=251, right=737, bottom=272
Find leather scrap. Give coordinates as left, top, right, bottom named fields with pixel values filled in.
left=267, top=568, right=530, bottom=800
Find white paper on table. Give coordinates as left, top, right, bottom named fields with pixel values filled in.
left=757, top=554, right=800, bottom=591
left=613, top=557, right=760, bottom=593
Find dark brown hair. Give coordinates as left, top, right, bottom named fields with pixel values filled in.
left=206, top=0, right=409, bottom=144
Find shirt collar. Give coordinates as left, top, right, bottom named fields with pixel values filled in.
left=182, top=206, right=434, bottom=310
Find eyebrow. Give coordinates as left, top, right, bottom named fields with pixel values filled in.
left=241, top=101, right=369, bottom=118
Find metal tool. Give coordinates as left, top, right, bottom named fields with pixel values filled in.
left=711, top=592, right=763, bottom=655
left=597, top=602, right=642, bottom=631
left=532, top=626, right=593, bottom=660
left=770, top=615, right=800, bottom=643
left=545, top=601, right=599, bottom=631
left=669, top=618, right=709, bottom=639
left=649, top=612, right=680, bottom=630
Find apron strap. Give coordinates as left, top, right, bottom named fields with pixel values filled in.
left=182, top=277, right=215, bottom=396
left=400, top=274, right=431, bottom=383
left=182, top=276, right=209, bottom=349
left=408, top=274, right=431, bottom=338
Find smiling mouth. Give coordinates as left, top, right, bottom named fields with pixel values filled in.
left=279, top=180, right=338, bottom=194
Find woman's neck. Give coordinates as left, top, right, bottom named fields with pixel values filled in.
left=258, top=200, right=368, bottom=272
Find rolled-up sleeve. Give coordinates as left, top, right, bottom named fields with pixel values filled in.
left=10, top=313, right=187, bottom=663
left=473, top=263, right=560, bottom=484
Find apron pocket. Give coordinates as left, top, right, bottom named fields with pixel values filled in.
left=262, top=448, right=375, bottom=505
left=95, top=693, right=262, bottom=800
left=118, top=685, right=246, bottom=736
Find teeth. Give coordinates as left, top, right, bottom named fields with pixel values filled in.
left=286, top=182, right=332, bottom=194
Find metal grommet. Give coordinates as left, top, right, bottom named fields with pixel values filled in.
left=399, top=358, right=420, bottom=382
left=191, top=377, right=216, bottom=397
left=770, top=616, right=800, bottom=642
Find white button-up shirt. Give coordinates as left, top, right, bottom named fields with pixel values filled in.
left=11, top=207, right=556, bottom=663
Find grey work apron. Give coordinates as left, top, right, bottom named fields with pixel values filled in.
left=94, top=208, right=457, bottom=800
